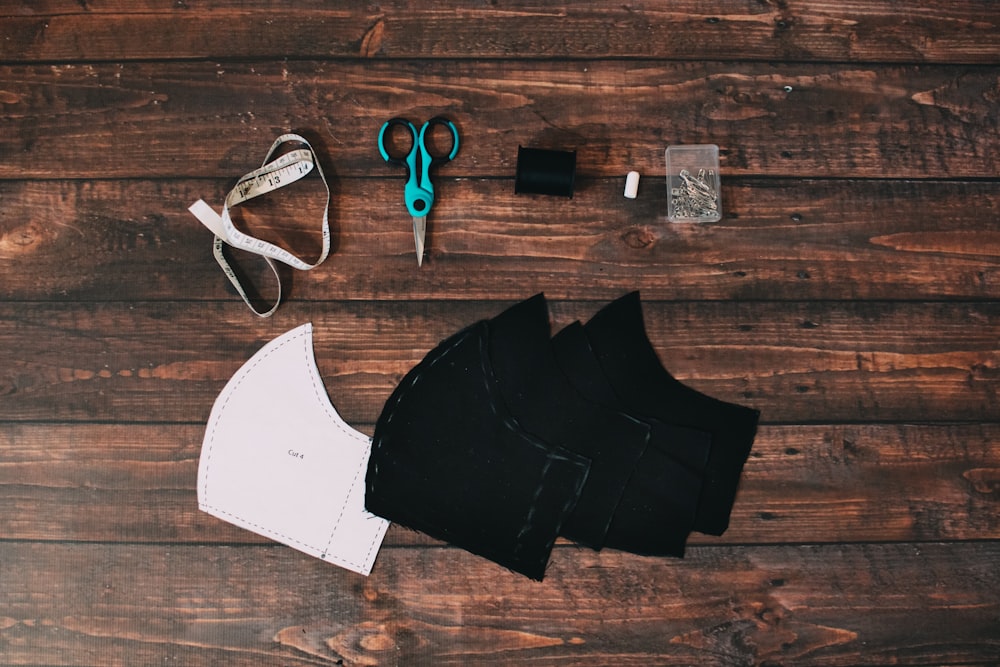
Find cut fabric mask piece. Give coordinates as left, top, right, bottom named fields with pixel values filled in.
left=552, top=321, right=711, bottom=557
left=582, top=292, right=760, bottom=536
left=367, top=319, right=590, bottom=581
left=199, top=323, right=389, bottom=576
left=365, top=292, right=760, bottom=580
left=486, top=295, right=652, bottom=550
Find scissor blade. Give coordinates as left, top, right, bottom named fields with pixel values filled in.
left=412, top=216, right=426, bottom=267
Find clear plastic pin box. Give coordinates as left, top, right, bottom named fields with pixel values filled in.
left=665, top=144, right=721, bottom=223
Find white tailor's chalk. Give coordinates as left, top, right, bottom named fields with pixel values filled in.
left=624, top=171, right=640, bottom=199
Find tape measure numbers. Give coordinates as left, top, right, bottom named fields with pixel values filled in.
left=189, top=134, right=331, bottom=317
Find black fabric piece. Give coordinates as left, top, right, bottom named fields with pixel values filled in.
left=582, top=291, right=760, bottom=536
left=552, top=321, right=711, bottom=556
left=366, top=320, right=590, bottom=581
left=486, top=295, right=651, bottom=550
left=367, top=291, right=759, bottom=580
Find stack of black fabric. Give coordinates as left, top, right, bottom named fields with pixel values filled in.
left=365, top=292, right=759, bottom=580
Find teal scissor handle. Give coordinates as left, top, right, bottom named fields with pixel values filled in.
left=378, top=116, right=460, bottom=218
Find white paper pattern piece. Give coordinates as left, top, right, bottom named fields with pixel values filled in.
left=198, top=323, right=389, bottom=575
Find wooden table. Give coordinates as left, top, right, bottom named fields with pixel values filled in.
left=2, top=2, right=998, bottom=665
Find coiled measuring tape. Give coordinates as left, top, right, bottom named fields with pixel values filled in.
left=188, top=134, right=330, bottom=317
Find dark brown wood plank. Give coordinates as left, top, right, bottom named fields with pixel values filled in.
left=0, top=300, right=997, bottom=425
left=1, top=61, right=998, bottom=179
left=2, top=541, right=998, bottom=666
left=1, top=423, right=997, bottom=545
left=2, top=3, right=998, bottom=665
left=2, top=178, right=998, bottom=303
left=2, top=2, right=998, bottom=64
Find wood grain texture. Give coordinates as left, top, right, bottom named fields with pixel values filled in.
left=1, top=1, right=998, bottom=63
left=2, top=542, right=999, bottom=666
left=2, top=178, right=999, bottom=302
left=0, top=300, right=997, bottom=424
left=1, top=423, right=997, bottom=545
left=0, top=61, right=997, bottom=179
left=1, top=1, right=998, bottom=664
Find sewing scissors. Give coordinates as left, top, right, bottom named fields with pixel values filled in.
left=378, top=116, right=460, bottom=266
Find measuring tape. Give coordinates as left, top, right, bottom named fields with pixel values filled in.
left=188, top=134, right=331, bottom=317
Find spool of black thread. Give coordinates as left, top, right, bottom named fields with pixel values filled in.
left=515, top=146, right=577, bottom=198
